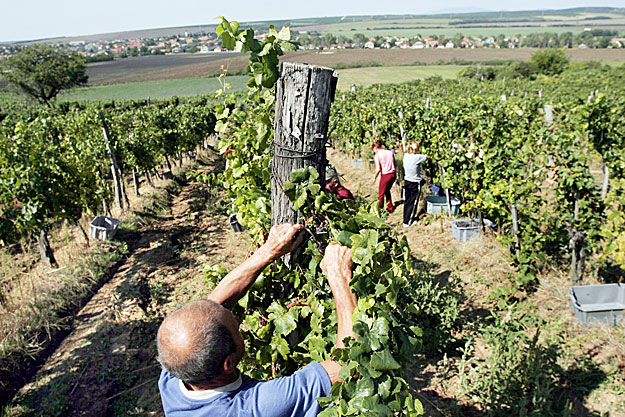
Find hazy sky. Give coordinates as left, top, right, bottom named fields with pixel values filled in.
left=1, top=0, right=624, bottom=42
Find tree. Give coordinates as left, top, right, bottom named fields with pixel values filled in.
left=1, top=44, right=88, bottom=106
left=530, top=48, right=570, bottom=76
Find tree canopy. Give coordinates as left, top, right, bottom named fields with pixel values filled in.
left=530, top=48, right=570, bottom=76
left=1, top=44, right=88, bottom=106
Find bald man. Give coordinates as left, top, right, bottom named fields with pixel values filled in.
left=157, top=223, right=357, bottom=416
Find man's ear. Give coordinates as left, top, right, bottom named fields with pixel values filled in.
left=223, top=352, right=238, bottom=374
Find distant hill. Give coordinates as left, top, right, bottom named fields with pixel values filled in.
left=7, top=6, right=625, bottom=45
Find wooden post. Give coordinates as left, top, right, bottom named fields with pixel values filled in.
left=544, top=105, right=553, bottom=125
left=145, top=170, right=154, bottom=187
left=132, top=169, right=140, bottom=196
left=99, top=111, right=124, bottom=211
left=566, top=194, right=585, bottom=283
left=38, top=229, right=58, bottom=269
left=602, top=161, right=610, bottom=200
left=271, top=62, right=337, bottom=259
left=510, top=203, right=520, bottom=257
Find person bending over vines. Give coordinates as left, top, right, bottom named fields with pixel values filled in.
left=156, top=223, right=357, bottom=417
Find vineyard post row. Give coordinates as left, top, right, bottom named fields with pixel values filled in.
left=329, top=81, right=625, bottom=286
left=0, top=100, right=217, bottom=265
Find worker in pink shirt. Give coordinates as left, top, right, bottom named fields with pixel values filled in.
left=372, top=140, right=396, bottom=213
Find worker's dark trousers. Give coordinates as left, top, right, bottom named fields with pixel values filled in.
left=403, top=180, right=422, bottom=224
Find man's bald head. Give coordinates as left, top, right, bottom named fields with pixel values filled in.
left=156, top=300, right=235, bottom=385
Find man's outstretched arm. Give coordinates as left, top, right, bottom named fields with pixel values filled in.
left=319, top=243, right=358, bottom=384
left=208, top=223, right=303, bottom=309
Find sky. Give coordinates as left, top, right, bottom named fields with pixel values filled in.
left=1, top=0, right=624, bottom=42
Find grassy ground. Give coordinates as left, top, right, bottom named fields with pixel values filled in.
left=58, top=66, right=459, bottom=100
left=335, top=65, right=462, bottom=89
left=60, top=75, right=250, bottom=101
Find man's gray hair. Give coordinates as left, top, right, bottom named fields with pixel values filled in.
left=156, top=300, right=235, bottom=385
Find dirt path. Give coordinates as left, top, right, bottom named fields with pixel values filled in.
left=9, top=157, right=250, bottom=417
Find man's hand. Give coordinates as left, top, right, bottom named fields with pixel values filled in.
left=263, top=223, right=304, bottom=260
left=320, top=243, right=353, bottom=285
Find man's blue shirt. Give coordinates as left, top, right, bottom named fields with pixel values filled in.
left=159, top=362, right=331, bottom=417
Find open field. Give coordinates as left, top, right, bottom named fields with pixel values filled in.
left=48, top=47, right=625, bottom=101
left=61, top=66, right=460, bottom=100
left=60, top=75, right=250, bottom=101
left=86, top=52, right=245, bottom=85
left=80, top=48, right=625, bottom=88
left=336, top=65, right=462, bottom=89
left=284, top=48, right=625, bottom=67
left=326, top=25, right=624, bottom=38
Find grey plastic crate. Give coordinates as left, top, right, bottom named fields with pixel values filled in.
left=569, top=284, right=625, bottom=326
left=89, top=216, right=120, bottom=240
left=426, top=196, right=461, bottom=215
left=451, top=219, right=481, bottom=242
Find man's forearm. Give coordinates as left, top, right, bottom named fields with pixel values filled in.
left=208, top=245, right=274, bottom=308
left=327, top=271, right=357, bottom=348
left=208, top=223, right=303, bottom=309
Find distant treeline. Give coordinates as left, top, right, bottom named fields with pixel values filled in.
left=295, top=28, right=622, bottom=49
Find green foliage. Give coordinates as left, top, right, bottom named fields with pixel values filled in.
left=529, top=49, right=570, bottom=76
left=459, top=309, right=565, bottom=415
left=1, top=44, right=88, bottom=106
left=456, top=307, right=606, bottom=416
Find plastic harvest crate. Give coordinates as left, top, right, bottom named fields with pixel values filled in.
left=569, top=283, right=625, bottom=326
left=89, top=216, right=120, bottom=240
left=353, top=158, right=365, bottom=169
left=451, top=219, right=481, bottom=242
left=426, top=196, right=461, bottom=215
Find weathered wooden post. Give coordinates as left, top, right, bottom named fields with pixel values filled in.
left=510, top=202, right=521, bottom=257
left=271, top=62, right=337, bottom=247
left=99, top=111, right=124, bottom=211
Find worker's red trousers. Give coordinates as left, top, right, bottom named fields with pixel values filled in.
left=378, top=172, right=396, bottom=212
